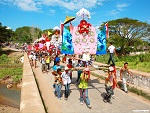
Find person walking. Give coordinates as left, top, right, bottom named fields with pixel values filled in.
left=107, top=42, right=116, bottom=65
left=54, top=68, right=62, bottom=100
left=67, top=59, right=74, bottom=81
left=76, top=60, right=83, bottom=84
left=120, top=62, right=133, bottom=93
left=46, top=55, right=51, bottom=70
left=61, top=67, right=71, bottom=100
left=52, top=60, right=61, bottom=88
left=41, top=55, right=47, bottom=73
left=78, top=68, right=92, bottom=108
left=103, top=66, right=115, bottom=104
left=32, top=51, right=37, bottom=68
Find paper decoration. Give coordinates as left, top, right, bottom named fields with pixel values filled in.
left=61, top=27, right=74, bottom=54
left=96, top=26, right=107, bottom=54
left=72, top=26, right=97, bottom=54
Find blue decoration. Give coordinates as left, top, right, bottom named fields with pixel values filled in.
left=61, top=27, right=74, bottom=54
left=96, top=26, right=107, bottom=55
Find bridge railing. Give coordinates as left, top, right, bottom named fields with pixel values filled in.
left=20, top=53, right=45, bottom=113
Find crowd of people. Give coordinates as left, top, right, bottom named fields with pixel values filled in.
left=25, top=44, right=133, bottom=108
left=6, top=41, right=133, bottom=107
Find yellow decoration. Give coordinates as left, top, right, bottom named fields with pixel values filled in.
left=48, top=31, right=52, bottom=35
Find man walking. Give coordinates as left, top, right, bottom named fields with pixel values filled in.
left=107, top=42, right=116, bottom=65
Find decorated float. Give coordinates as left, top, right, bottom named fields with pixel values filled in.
left=61, top=8, right=107, bottom=55
left=30, top=8, right=107, bottom=57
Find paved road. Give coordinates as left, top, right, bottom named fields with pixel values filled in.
left=32, top=61, right=150, bottom=113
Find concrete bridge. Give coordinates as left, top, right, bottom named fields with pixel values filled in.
left=20, top=53, right=150, bottom=113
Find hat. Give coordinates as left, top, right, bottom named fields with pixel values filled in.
left=108, top=66, right=114, bottom=71
left=65, top=67, right=69, bottom=70
left=84, top=68, right=90, bottom=71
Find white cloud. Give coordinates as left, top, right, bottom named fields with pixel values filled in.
left=107, top=3, right=129, bottom=16
left=13, top=0, right=40, bottom=11
left=0, top=0, right=106, bottom=11
left=40, top=0, right=99, bottom=10
left=116, top=3, right=129, bottom=11
left=50, top=9, right=55, bottom=15
left=108, top=10, right=119, bottom=15
left=0, top=0, right=40, bottom=11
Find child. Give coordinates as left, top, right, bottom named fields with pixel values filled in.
left=67, top=59, right=74, bottom=81
left=46, top=55, right=51, bottom=70
left=61, top=67, right=71, bottom=100
left=76, top=60, right=83, bottom=84
left=54, top=68, right=62, bottom=100
left=78, top=68, right=92, bottom=108
left=41, top=56, right=47, bottom=73
left=103, top=66, right=115, bottom=104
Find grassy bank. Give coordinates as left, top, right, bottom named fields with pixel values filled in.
left=95, top=53, right=150, bottom=72
left=0, top=48, right=23, bottom=82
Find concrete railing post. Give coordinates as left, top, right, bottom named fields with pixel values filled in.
left=20, top=53, right=45, bottom=113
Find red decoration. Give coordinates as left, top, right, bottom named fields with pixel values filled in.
left=78, top=20, right=91, bottom=35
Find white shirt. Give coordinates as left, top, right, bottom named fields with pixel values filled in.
left=61, top=71, right=71, bottom=85
left=108, top=45, right=115, bottom=53
left=82, top=53, right=87, bottom=61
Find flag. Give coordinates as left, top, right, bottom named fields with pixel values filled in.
left=61, top=27, right=74, bottom=54
left=70, top=22, right=74, bottom=34
left=48, top=31, right=52, bottom=36
left=96, top=25, right=107, bottom=55
left=105, top=22, right=109, bottom=38
left=60, top=21, right=64, bottom=36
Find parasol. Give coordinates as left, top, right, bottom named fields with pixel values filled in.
left=63, top=16, right=75, bottom=24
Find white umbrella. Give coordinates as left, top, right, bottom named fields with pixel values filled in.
left=76, top=8, right=91, bottom=19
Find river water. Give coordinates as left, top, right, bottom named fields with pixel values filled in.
left=0, top=83, right=21, bottom=108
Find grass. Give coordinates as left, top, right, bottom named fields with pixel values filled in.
left=127, top=86, right=150, bottom=101
left=0, top=48, right=23, bottom=82
left=95, top=53, right=150, bottom=72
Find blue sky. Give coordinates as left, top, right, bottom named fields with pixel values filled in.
left=0, top=0, right=150, bottom=31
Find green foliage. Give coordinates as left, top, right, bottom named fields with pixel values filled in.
left=15, top=26, right=42, bottom=43
left=96, top=53, right=150, bottom=72
left=0, top=67, right=22, bottom=81
left=0, top=54, right=9, bottom=63
left=101, top=18, right=150, bottom=55
left=0, top=53, right=23, bottom=82
left=0, top=22, right=15, bottom=42
left=128, top=86, right=150, bottom=100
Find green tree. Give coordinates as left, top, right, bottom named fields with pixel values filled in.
left=101, top=18, right=150, bottom=54
left=15, top=26, right=42, bottom=43
left=0, top=22, right=15, bottom=42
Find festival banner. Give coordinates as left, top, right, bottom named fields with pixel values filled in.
left=96, top=26, right=107, bottom=55
left=72, top=26, right=97, bottom=54
left=61, top=27, right=74, bottom=54
left=105, top=22, right=109, bottom=38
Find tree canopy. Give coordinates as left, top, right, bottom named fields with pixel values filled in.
left=100, top=18, right=150, bottom=54
left=15, top=26, right=42, bottom=43
left=0, top=22, right=15, bottom=42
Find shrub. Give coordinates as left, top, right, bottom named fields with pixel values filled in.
left=0, top=54, right=9, bottom=64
